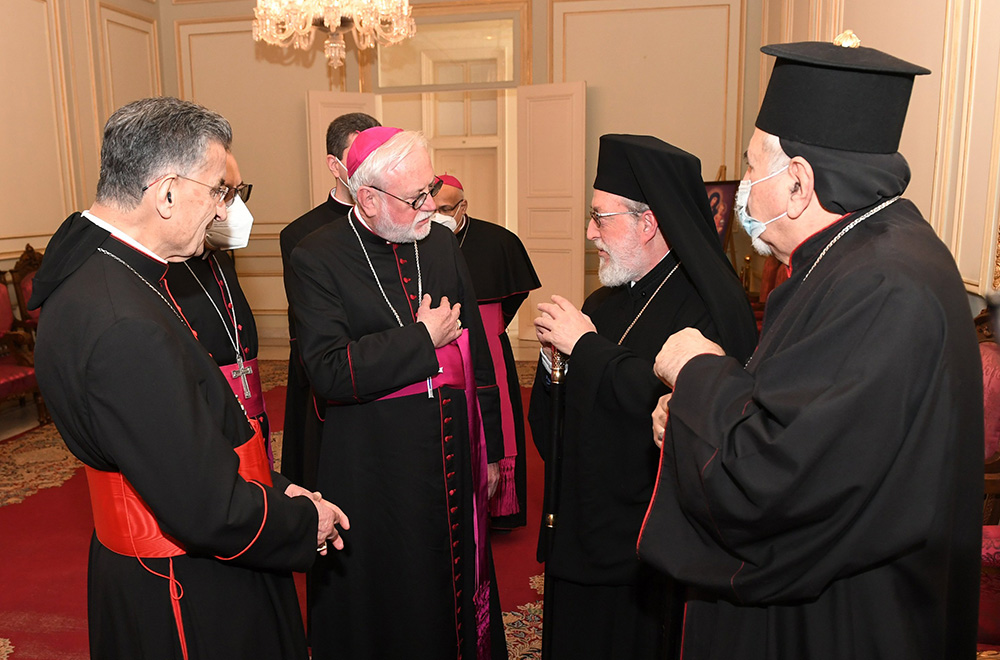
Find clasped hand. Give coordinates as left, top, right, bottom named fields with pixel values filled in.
left=534, top=295, right=596, bottom=355
left=417, top=294, right=462, bottom=348
left=285, top=483, right=350, bottom=555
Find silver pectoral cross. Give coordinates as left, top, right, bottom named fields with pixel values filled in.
left=232, top=354, right=253, bottom=399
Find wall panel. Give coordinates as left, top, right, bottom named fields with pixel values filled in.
left=0, top=0, right=75, bottom=258
left=100, top=4, right=162, bottom=110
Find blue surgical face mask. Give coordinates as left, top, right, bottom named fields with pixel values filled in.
left=736, top=165, right=788, bottom=240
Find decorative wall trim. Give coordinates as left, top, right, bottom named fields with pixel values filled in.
left=175, top=17, right=250, bottom=100
left=98, top=3, right=162, bottom=111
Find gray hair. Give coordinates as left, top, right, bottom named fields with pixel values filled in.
left=761, top=132, right=791, bottom=174
left=326, top=112, right=380, bottom=159
left=621, top=196, right=651, bottom=216
left=95, top=97, right=232, bottom=211
left=348, top=130, right=429, bottom=199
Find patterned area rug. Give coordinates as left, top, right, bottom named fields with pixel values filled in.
left=0, top=424, right=80, bottom=508
left=0, top=637, right=12, bottom=660
left=503, top=575, right=543, bottom=659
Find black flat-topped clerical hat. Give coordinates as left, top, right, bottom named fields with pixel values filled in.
left=756, top=32, right=930, bottom=153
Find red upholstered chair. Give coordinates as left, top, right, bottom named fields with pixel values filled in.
left=9, top=243, right=42, bottom=334
left=977, top=310, right=1000, bottom=647
left=0, top=275, right=47, bottom=425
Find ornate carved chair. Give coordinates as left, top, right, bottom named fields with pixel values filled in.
left=0, top=274, right=47, bottom=424
left=9, top=243, right=43, bottom=333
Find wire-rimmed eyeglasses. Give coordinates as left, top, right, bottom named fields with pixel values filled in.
left=369, top=177, right=443, bottom=211
left=589, top=208, right=641, bottom=229
left=142, top=174, right=230, bottom=205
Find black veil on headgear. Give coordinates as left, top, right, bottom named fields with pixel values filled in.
left=593, top=135, right=758, bottom=362
left=755, top=33, right=930, bottom=214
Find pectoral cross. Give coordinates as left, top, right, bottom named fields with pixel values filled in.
left=232, top=354, right=253, bottom=399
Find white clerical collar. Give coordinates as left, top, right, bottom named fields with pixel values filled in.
left=83, top=210, right=167, bottom=264
left=630, top=249, right=672, bottom=288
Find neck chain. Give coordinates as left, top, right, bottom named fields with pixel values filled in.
left=744, top=195, right=901, bottom=369
left=618, top=261, right=681, bottom=345
left=183, top=255, right=241, bottom=360
left=349, top=216, right=423, bottom=327
left=98, top=248, right=185, bottom=326
left=802, top=196, right=900, bottom=281
left=457, top=216, right=470, bottom=248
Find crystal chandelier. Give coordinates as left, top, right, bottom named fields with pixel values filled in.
left=252, top=1, right=417, bottom=69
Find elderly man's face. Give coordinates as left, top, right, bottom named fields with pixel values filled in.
left=164, top=141, right=228, bottom=261
left=742, top=129, right=791, bottom=257
left=371, top=147, right=438, bottom=243
left=587, top=189, right=645, bottom=287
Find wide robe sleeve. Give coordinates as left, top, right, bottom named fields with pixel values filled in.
left=85, top=318, right=318, bottom=572
left=640, top=269, right=969, bottom=605
left=287, top=242, right=440, bottom=403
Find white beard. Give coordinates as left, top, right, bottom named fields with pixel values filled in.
left=595, top=237, right=643, bottom=287
left=373, top=208, right=433, bottom=243
left=751, top=236, right=773, bottom=257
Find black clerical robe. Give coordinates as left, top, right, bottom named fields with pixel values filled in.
left=31, top=213, right=318, bottom=660
left=279, top=194, right=352, bottom=488
left=528, top=252, right=716, bottom=660
left=288, top=211, right=507, bottom=660
left=165, top=251, right=269, bottom=444
left=457, top=216, right=540, bottom=529
left=639, top=199, right=983, bottom=659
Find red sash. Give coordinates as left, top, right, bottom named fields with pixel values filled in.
left=86, top=418, right=272, bottom=557
left=84, top=419, right=272, bottom=660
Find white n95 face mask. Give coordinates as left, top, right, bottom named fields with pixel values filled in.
left=430, top=212, right=459, bottom=232
left=206, top=195, right=254, bottom=250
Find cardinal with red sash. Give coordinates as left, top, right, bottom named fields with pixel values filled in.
left=29, top=97, right=345, bottom=660
left=287, top=126, right=508, bottom=659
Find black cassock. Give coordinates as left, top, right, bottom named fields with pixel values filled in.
left=639, top=200, right=983, bottom=659
left=457, top=216, right=540, bottom=529
left=279, top=194, right=353, bottom=489
left=164, top=250, right=270, bottom=444
left=528, top=252, right=716, bottom=660
left=31, top=214, right=317, bottom=660
left=288, top=211, right=508, bottom=660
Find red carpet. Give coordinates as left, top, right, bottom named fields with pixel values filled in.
left=491, top=388, right=545, bottom=611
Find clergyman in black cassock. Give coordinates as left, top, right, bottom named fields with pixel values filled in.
left=28, top=97, right=345, bottom=660
left=287, top=127, right=507, bottom=660
left=528, top=135, right=758, bottom=660
left=641, top=37, right=982, bottom=659
left=165, top=154, right=272, bottom=459
left=280, top=112, right=379, bottom=490
left=432, top=174, right=542, bottom=530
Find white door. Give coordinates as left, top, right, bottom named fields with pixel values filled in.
left=516, top=81, right=587, bottom=345
left=306, top=90, right=377, bottom=205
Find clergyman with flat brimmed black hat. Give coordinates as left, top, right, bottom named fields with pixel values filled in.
left=639, top=31, right=983, bottom=659
left=528, top=134, right=757, bottom=660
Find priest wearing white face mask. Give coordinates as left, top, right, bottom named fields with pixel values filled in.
left=642, top=36, right=982, bottom=660
left=164, top=152, right=273, bottom=462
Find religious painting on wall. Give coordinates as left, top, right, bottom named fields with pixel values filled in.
left=704, top=180, right=739, bottom=246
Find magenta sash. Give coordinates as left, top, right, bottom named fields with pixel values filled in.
left=479, top=303, right=519, bottom=517
left=378, top=330, right=492, bottom=657
left=218, top=357, right=270, bottom=466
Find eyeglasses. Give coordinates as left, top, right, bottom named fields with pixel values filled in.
left=369, top=177, right=443, bottom=211
left=589, top=208, right=640, bottom=229
left=142, top=174, right=229, bottom=205
left=224, top=183, right=252, bottom=207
